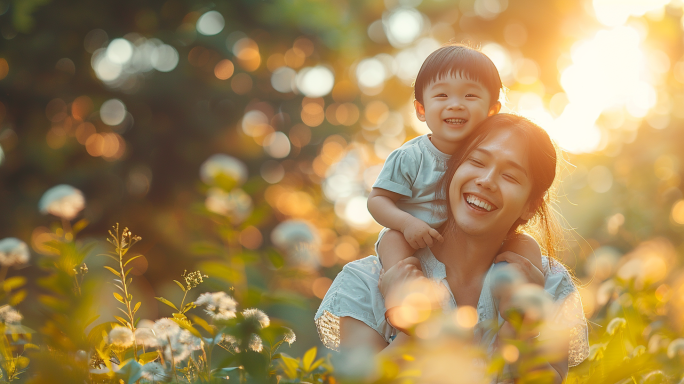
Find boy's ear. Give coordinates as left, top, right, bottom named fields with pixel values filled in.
left=488, top=101, right=501, bottom=116
left=414, top=100, right=426, bottom=122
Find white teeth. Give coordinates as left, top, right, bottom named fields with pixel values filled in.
left=444, top=118, right=466, bottom=124
left=466, top=194, right=493, bottom=212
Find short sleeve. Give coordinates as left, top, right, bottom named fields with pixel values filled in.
left=542, top=258, right=590, bottom=367
left=372, top=149, right=418, bottom=198
left=314, top=256, right=394, bottom=351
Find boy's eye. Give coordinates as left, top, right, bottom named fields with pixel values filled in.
left=435, top=93, right=447, bottom=97
left=466, top=93, right=479, bottom=98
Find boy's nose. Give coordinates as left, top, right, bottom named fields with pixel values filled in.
left=447, top=101, right=465, bottom=110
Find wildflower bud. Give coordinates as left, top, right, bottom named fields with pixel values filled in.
left=242, top=308, right=270, bottom=328
left=0, top=238, right=30, bottom=267
left=667, top=338, right=684, bottom=359
left=108, top=327, right=134, bottom=348
left=80, top=263, right=88, bottom=274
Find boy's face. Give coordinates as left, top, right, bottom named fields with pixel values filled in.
left=415, top=73, right=500, bottom=152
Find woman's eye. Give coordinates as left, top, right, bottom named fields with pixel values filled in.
left=468, top=158, right=484, bottom=167
left=504, top=174, right=519, bottom=183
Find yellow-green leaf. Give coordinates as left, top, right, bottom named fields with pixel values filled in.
left=9, top=290, right=26, bottom=306
left=173, top=280, right=186, bottom=292
left=310, top=358, right=324, bottom=372
left=278, top=354, right=299, bottom=379
left=171, top=318, right=201, bottom=338
left=124, top=255, right=143, bottom=267
left=114, top=316, right=129, bottom=326
left=113, top=292, right=125, bottom=304
left=72, top=219, right=89, bottom=235
left=302, top=346, right=316, bottom=372
left=3, top=276, right=26, bottom=292
left=138, top=351, right=159, bottom=365
left=190, top=315, right=216, bottom=336
left=15, top=356, right=29, bottom=369
left=155, top=297, right=179, bottom=311
left=104, top=266, right=121, bottom=277
left=133, top=302, right=141, bottom=314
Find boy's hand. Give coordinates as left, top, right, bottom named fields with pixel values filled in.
left=401, top=218, right=444, bottom=249
left=493, top=251, right=544, bottom=287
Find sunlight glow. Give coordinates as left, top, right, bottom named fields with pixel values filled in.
left=593, top=0, right=671, bottom=26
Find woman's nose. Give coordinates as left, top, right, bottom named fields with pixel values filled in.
left=475, top=170, right=497, bottom=190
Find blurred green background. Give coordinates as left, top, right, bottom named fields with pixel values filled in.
left=1, top=0, right=684, bottom=369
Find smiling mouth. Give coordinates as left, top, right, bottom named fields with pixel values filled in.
left=444, top=118, right=467, bottom=125
left=464, top=193, right=497, bottom=212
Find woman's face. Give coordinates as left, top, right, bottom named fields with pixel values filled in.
left=449, top=127, right=534, bottom=238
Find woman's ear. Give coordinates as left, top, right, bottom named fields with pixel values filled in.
left=488, top=102, right=501, bottom=116
left=414, top=100, right=426, bottom=122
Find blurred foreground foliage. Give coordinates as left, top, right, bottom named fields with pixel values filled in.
left=1, top=0, right=684, bottom=382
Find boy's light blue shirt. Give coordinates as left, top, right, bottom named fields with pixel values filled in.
left=372, top=134, right=450, bottom=229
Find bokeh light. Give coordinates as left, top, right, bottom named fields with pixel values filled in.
left=296, top=66, right=334, bottom=97
left=100, top=99, right=126, bottom=126
left=196, top=11, right=225, bottom=36
left=384, top=7, right=424, bottom=48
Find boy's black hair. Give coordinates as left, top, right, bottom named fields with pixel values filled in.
left=414, top=43, right=503, bottom=107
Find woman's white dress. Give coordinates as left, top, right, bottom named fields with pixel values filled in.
left=315, top=247, right=590, bottom=367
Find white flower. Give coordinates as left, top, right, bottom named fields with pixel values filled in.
left=178, top=329, right=203, bottom=351
left=195, top=292, right=237, bottom=321
left=242, top=308, right=269, bottom=328
left=205, top=188, right=253, bottom=224
left=248, top=334, right=263, bottom=352
left=200, top=154, right=248, bottom=187
left=38, top=184, right=85, bottom=220
left=0, top=305, right=22, bottom=324
left=220, top=334, right=240, bottom=352
left=0, top=238, right=30, bottom=267
left=109, top=327, right=134, bottom=348
left=141, top=361, right=167, bottom=381
left=270, top=220, right=321, bottom=267
left=134, top=327, right=159, bottom=348
left=283, top=327, right=296, bottom=345
left=153, top=318, right=181, bottom=342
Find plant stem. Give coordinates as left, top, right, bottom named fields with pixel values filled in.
left=118, top=236, right=138, bottom=359
left=168, top=336, right=179, bottom=383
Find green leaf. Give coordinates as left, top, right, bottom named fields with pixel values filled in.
left=173, top=280, right=186, bottom=292
left=87, top=322, right=114, bottom=345
left=124, top=255, right=143, bottom=267
left=155, top=297, right=179, bottom=311
left=137, top=351, right=159, bottom=365
left=15, top=356, right=29, bottom=369
left=211, top=367, right=240, bottom=378
left=113, top=292, right=125, bottom=304
left=310, top=358, right=324, bottom=372
left=84, top=315, right=100, bottom=328
left=124, top=268, right=133, bottom=277
left=133, top=302, right=141, bottom=314
left=3, top=276, right=26, bottom=292
left=104, top=266, right=121, bottom=277
left=302, top=346, right=316, bottom=372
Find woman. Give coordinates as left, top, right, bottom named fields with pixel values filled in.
left=315, top=114, right=589, bottom=382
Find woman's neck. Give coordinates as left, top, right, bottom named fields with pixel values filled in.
left=430, top=224, right=505, bottom=285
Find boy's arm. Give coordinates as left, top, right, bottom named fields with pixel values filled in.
left=367, top=188, right=443, bottom=249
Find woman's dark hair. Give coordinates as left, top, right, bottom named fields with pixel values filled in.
left=414, top=43, right=503, bottom=107
left=436, top=113, right=563, bottom=260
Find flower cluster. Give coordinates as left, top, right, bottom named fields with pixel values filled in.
left=0, top=305, right=22, bottom=324
left=0, top=238, right=30, bottom=267
left=194, top=291, right=237, bottom=321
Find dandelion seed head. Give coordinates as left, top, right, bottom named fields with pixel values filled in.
left=178, top=329, right=203, bottom=351
left=134, top=327, right=159, bottom=348
left=109, top=327, right=135, bottom=348
left=249, top=334, right=263, bottom=352
left=242, top=308, right=270, bottom=328
left=153, top=318, right=181, bottom=341
left=283, top=327, right=296, bottom=345
left=38, top=184, right=85, bottom=220
left=0, top=305, right=22, bottom=324
left=141, top=362, right=167, bottom=381
left=0, top=238, right=30, bottom=267
left=220, top=334, right=241, bottom=353
left=195, top=292, right=237, bottom=321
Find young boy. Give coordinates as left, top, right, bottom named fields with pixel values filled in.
left=368, top=44, right=544, bottom=283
